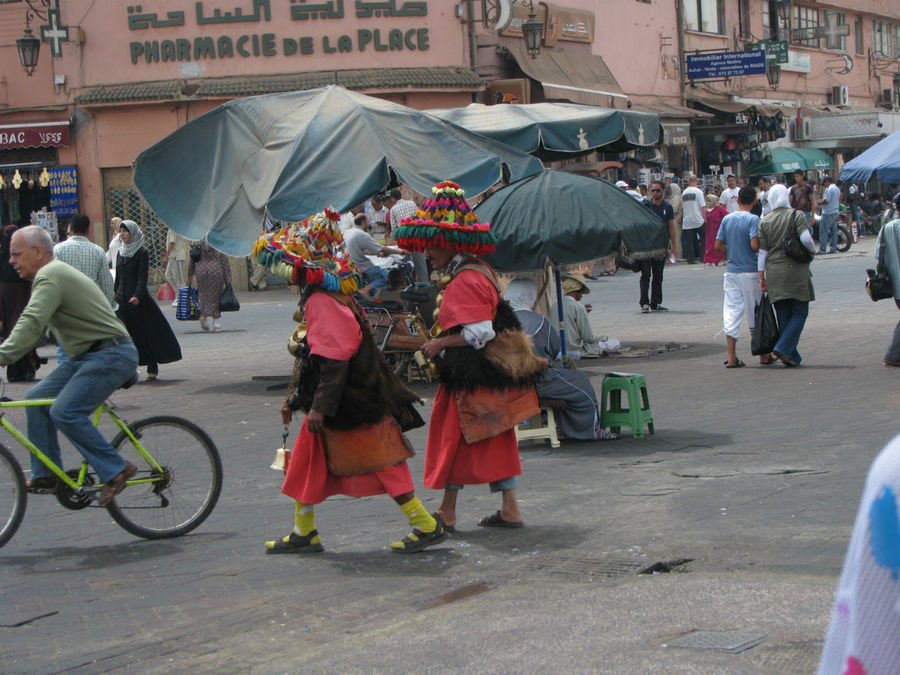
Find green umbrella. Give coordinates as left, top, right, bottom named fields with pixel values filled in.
left=475, top=169, right=669, bottom=358
left=133, top=86, right=543, bottom=255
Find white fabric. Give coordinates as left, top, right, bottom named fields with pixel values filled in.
left=757, top=249, right=769, bottom=271
left=338, top=212, right=356, bottom=233
left=106, top=234, right=122, bottom=281
left=461, top=320, right=495, bottom=349
left=767, top=184, right=791, bottom=210
left=723, top=272, right=761, bottom=339
left=681, top=186, right=706, bottom=229
left=760, top=190, right=773, bottom=216
left=720, top=187, right=740, bottom=213
left=800, top=228, right=816, bottom=251
left=818, top=434, right=900, bottom=675
left=505, top=278, right=538, bottom=311
left=822, top=183, right=841, bottom=215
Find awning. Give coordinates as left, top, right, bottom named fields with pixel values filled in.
left=507, top=47, right=625, bottom=106
left=688, top=96, right=795, bottom=118
left=0, top=121, right=70, bottom=150
left=632, top=101, right=714, bottom=119
left=743, top=147, right=835, bottom=176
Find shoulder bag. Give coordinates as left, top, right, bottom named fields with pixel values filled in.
left=866, top=238, right=893, bottom=302
left=782, top=210, right=814, bottom=263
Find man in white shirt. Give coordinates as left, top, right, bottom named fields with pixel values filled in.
left=720, top=174, right=740, bottom=213
left=680, top=175, right=707, bottom=264
left=382, top=188, right=428, bottom=282
left=342, top=213, right=403, bottom=292
left=363, top=194, right=389, bottom=241
left=819, top=175, right=841, bottom=254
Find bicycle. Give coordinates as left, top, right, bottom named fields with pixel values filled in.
left=0, top=390, right=223, bottom=548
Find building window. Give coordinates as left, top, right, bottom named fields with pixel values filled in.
left=873, top=19, right=900, bottom=58
left=822, top=11, right=846, bottom=51
left=791, top=5, right=819, bottom=48
left=855, top=16, right=863, bottom=55
left=761, top=3, right=773, bottom=39
left=737, top=0, right=750, bottom=39
left=684, top=0, right=724, bottom=35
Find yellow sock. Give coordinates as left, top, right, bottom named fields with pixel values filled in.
left=293, top=501, right=319, bottom=541
left=398, top=497, right=436, bottom=533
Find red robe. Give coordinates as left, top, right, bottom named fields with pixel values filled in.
left=423, top=270, right=522, bottom=489
left=281, top=292, right=414, bottom=504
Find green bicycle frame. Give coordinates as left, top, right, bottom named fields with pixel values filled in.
left=0, top=399, right=164, bottom=490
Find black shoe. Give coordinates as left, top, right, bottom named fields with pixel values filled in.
left=390, top=517, right=448, bottom=554
left=265, top=530, right=324, bottom=554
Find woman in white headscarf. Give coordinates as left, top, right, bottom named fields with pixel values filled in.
left=506, top=278, right=613, bottom=441
left=756, top=184, right=816, bottom=367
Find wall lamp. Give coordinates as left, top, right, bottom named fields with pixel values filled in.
left=16, top=0, right=50, bottom=76
left=521, top=1, right=544, bottom=59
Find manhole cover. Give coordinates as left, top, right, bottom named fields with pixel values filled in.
left=747, top=641, right=822, bottom=673
left=522, top=554, right=644, bottom=580
left=665, top=631, right=766, bottom=653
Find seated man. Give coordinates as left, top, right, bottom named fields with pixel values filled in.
left=343, top=213, right=403, bottom=293
left=506, top=279, right=615, bottom=441
left=0, top=226, right=139, bottom=505
left=556, top=273, right=604, bottom=359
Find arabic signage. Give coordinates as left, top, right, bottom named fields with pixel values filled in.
left=746, top=40, right=788, bottom=65
left=127, top=0, right=431, bottom=64
left=0, top=122, right=70, bottom=151
left=499, top=3, right=594, bottom=44
left=686, top=50, right=766, bottom=81
left=48, top=167, right=79, bottom=218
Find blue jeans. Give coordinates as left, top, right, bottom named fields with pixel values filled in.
left=772, top=299, right=809, bottom=365
left=819, top=213, right=839, bottom=253
left=362, top=265, right=389, bottom=291
left=850, top=202, right=862, bottom=233
left=27, top=343, right=139, bottom=482
left=446, top=477, right=517, bottom=492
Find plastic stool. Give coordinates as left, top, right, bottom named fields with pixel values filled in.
left=515, top=399, right=566, bottom=448
left=599, top=373, right=654, bottom=438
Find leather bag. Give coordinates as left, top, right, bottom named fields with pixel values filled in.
left=866, top=240, right=893, bottom=301
left=782, top=210, right=814, bottom=263
left=455, top=385, right=539, bottom=444
left=322, top=416, right=413, bottom=476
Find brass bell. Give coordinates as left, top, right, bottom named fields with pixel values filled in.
left=270, top=444, right=287, bottom=471
left=435, top=294, right=443, bottom=308
left=436, top=274, right=453, bottom=290
left=292, top=306, right=304, bottom=323
left=432, top=307, right=441, bottom=323
left=287, top=323, right=307, bottom=355
left=429, top=323, right=443, bottom=338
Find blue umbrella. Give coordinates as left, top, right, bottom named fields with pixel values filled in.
left=840, top=130, right=900, bottom=184
left=133, top=86, right=543, bottom=255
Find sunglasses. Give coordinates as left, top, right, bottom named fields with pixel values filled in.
left=651, top=188, right=663, bottom=192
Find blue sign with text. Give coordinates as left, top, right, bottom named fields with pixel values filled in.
left=687, top=50, right=766, bottom=80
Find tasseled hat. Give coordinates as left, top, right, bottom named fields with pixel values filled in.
left=393, top=180, right=497, bottom=256
left=252, top=207, right=362, bottom=294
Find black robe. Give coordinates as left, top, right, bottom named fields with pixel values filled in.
left=114, top=247, right=182, bottom=367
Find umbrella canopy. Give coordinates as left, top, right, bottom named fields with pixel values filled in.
left=840, top=130, right=900, bottom=184
left=743, top=147, right=835, bottom=176
left=427, top=102, right=661, bottom=160
left=133, top=86, right=543, bottom=255
left=476, top=169, right=669, bottom=272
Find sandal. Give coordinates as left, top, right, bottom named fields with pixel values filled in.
left=760, top=356, right=777, bottom=365
left=724, top=360, right=746, bottom=368
left=432, top=511, right=456, bottom=533
left=26, top=476, right=58, bottom=494
left=265, top=530, right=324, bottom=554
left=390, top=518, right=448, bottom=554
left=477, top=511, right=524, bottom=528
left=97, top=461, right=137, bottom=506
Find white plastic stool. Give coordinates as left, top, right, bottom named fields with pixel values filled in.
left=515, top=403, right=562, bottom=449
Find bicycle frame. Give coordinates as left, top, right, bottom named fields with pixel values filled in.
left=0, top=399, right=164, bottom=491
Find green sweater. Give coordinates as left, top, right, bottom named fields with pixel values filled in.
left=0, top=259, right=129, bottom=364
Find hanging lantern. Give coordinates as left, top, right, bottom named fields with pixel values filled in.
left=12, top=169, right=23, bottom=189
left=39, top=167, right=50, bottom=187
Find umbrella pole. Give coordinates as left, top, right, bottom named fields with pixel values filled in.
left=554, top=267, right=568, bottom=365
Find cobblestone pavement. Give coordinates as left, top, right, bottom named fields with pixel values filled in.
left=1, top=239, right=895, bottom=673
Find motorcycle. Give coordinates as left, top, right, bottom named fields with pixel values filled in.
left=811, top=213, right=851, bottom=253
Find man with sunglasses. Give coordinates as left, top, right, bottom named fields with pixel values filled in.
left=639, top=180, right=677, bottom=313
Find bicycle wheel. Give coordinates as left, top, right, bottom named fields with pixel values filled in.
left=0, top=442, right=27, bottom=549
left=106, top=416, right=222, bottom=539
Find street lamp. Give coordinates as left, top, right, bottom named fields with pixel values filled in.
left=16, top=25, right=41, bottom=76
left=521, top=1, right=543, bottom=58
left=767, top=61, right=781, bottom=87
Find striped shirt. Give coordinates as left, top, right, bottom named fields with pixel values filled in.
left=54, top=235, right=115, bottom=305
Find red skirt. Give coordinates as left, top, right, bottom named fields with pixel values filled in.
left=281, top=418, right=414, bottom=504
left=423, top=384, right=521, bottom=489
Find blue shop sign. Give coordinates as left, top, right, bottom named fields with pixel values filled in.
left=687, top=50, right=766, bottom=80
left=48, top=167, right=79, bottom=218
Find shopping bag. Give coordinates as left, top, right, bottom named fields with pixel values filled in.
left=751, top=293, right=779, bottom=355
left=219, top=283, right=240, bottom=312
left=176, top=286, right=199, bottom=321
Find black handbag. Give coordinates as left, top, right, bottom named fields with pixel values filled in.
left=782, top=210, right=814, bottom=263
left=866, top=239, right=893, bottom=301
left=219, top=283, right=240, bottom=312
left=189, top=243, right=202, bottom=262
left=751, top=293, right=780, bottom=355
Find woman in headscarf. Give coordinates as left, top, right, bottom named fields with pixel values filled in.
left=505, top=278, right=613, bottom=441
left=704, top=193, right=729, bottom=266
left=263, top=208, right=446, bottom=554
left=756, top=184, right=816, bottom=367
left=186, top=239, right=232, bottom=331
left=114, top=220, right=182, bottom=381
left=394, top=181, right=545, bottom=530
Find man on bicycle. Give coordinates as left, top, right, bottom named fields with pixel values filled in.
left=0, top=226, right=139, bottom=506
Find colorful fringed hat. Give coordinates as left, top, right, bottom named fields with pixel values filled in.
left=252, top=207, right=362, bottom=294
left=393, top=180, right=497, bottom=256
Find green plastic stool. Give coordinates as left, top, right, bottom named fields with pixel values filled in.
left=600, top=372, right=654, bottom=438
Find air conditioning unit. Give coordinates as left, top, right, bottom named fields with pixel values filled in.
left=832, top=85, right=849, bottom=107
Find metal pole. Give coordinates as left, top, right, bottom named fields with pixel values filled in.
left=554, top=267, right=568, bottom=363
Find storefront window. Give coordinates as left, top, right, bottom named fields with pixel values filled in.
left=683, top=0, right=724, bottom=35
